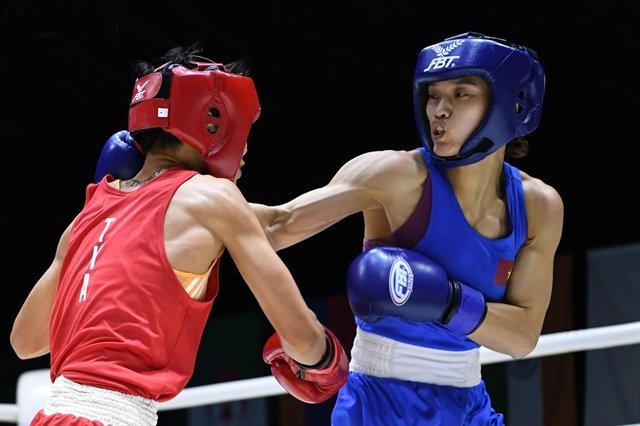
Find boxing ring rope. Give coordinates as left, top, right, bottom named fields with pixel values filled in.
left=1, top=321, right=638, bottom=422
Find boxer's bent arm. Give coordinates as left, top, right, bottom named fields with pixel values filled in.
left=11, top=221, right=74, bottom=359
left=198, top=176, right=328, bottom=365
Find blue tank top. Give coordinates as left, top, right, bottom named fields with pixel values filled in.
left=358, top=148, right=527, bottom=351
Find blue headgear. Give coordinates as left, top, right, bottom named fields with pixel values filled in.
left=413, top=32, right=545, bottom=167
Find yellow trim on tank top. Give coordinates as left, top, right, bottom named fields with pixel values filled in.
left=174, top=262, right=214, bottom=301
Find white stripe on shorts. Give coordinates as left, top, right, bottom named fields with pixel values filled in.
left=349, top=326, right=481, bottom=387
left=43, top=375, right=158, bottom=426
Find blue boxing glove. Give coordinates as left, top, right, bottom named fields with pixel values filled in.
left=347, top=246, right=487, bottom=335
left=94, top=130, right=144, bottom=183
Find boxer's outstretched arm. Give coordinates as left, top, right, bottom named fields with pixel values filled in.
left=251, top=149, right=422, bottom=250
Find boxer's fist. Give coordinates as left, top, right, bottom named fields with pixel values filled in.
left=347, top=247, right=487, bottom=335
left=263, top=327, right=348, bottom=404
left=94, top=130, right=144, bottom=183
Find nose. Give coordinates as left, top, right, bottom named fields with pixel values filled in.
left=430, top=96, right=451, bottom=119
left=432, top=98, right=451, bottom=119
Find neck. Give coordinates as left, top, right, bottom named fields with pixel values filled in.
left=122, top=166, right=168, bottom=188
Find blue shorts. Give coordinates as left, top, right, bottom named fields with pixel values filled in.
left=331, top=372, right=504, bottom=426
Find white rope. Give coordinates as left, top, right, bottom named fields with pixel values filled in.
left=1, top=321, right=638, bottom=422
left=0, top=404, right=17, bottom=423
left=479, top=321, right=640, bottom=365
left=161, top=321, right=640, bottom=410
left=159, top=376, right=283, bottom=411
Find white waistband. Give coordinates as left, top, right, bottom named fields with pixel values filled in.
left=349, top=327, right=481, bottom=387
left=43, top=376, right=158, bottom=426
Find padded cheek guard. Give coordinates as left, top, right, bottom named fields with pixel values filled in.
left=413, top=32, right=545, bottom=168
left=128, top=63, right=261, bottom=180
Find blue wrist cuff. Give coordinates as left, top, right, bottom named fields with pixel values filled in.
left=442, top=281, right=487, bottom=335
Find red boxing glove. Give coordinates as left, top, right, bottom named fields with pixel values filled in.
left=262, top=327, right=348, bottom=404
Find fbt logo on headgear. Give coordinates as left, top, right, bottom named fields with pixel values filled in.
left=132, top=80, right=150, bottom=103
left=423, top=39, right=466, bottom=72
left=130, top=73, right=163, bottom=106
left=388, top=258, right=414, bottom=306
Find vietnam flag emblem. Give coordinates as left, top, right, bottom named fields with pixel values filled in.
left=493, top=259, right=514, bottom=285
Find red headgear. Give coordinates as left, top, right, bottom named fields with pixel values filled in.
left=128, top=59, right=261, bottom=180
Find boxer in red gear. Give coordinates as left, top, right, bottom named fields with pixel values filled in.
left=11, top=44, right=347, bottom=425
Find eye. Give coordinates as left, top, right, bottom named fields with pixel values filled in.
left=207, top=108, right=221, bottom=134
left=455, top=87, right=473, bottom=98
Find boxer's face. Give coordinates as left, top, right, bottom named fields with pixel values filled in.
left=233, top=144, right=248, bottom=183
left=425, top=75, right=490, bottom=158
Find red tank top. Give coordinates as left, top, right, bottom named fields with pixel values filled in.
left=49, top=168, right=219, bottom=401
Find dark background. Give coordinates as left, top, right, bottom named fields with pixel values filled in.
left=1, top=0, right=638, bottom=420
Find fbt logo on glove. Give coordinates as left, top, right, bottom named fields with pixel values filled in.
left=388, top=258, right=414, bottom=306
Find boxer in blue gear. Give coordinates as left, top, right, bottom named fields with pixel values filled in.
left=252, top=31, right=564, bottom=425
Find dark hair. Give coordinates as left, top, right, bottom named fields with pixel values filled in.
left=130, top=44, right=251, bottom=153
left=506, top=137, right=529, bottom=159
left=134, top=129, right=181, bottom=154
left=133, top=44, right=251, bottom=78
